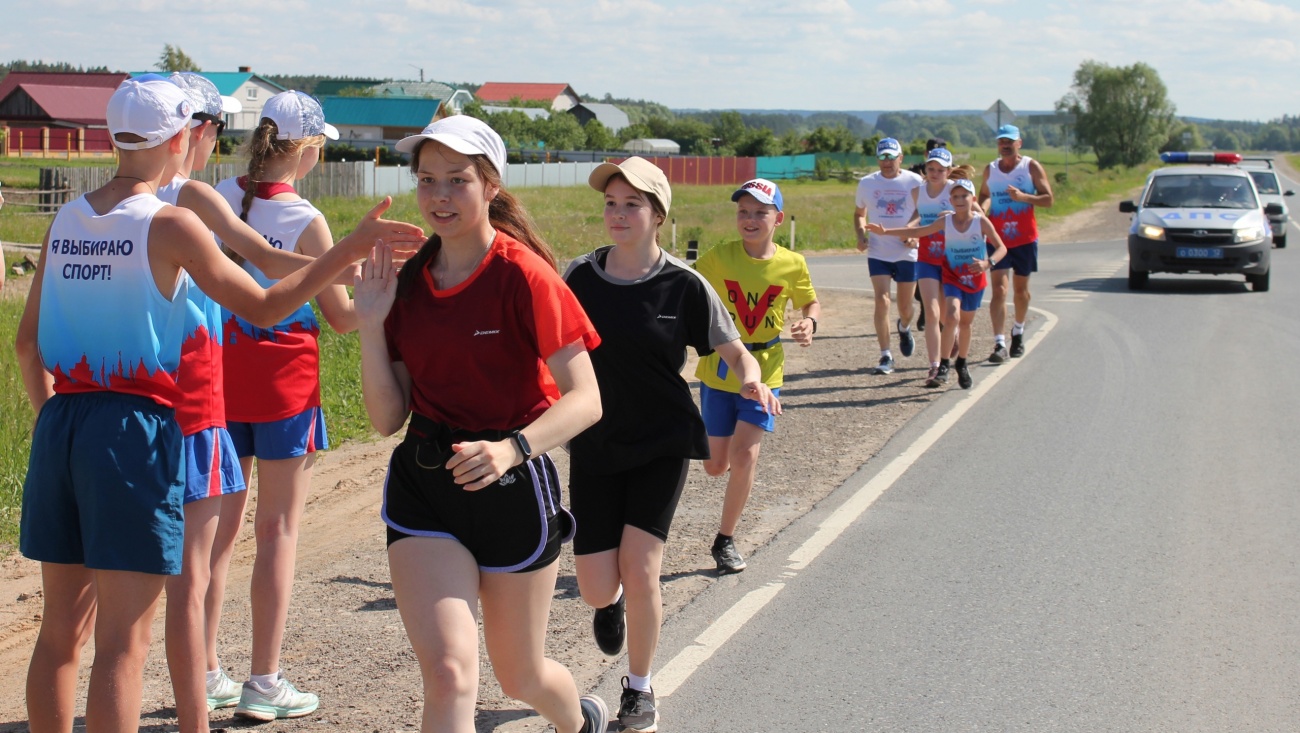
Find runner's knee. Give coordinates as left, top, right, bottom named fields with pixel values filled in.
left=421, top=653, right=477, bottom=705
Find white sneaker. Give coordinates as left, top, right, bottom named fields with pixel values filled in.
left=206, top=668, right=242, bottom=711
left=234, top=673, right=319, bottom=721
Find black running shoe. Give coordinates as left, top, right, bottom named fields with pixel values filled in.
left=988, top=343, right=1008, bottom=363
left=898, top=319, right=914, bottom=357
left=711, top=537, right=747, bottom=574
left=1009, top=333, right=1025, bottom=358
left=592, top=593, right=626, bottom=657
left=957, top=362, right=972, bottom=389
left=936, top=361, right=950, bottom=384
left=618, top=677, right=659, bottom=732
left=579, top=694, right=609, bottom=733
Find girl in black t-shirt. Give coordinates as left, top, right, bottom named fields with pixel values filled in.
left=563, top=157, right=779, bottom=732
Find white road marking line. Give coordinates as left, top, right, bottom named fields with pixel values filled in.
left=655, top=307, right=1061, bottom=699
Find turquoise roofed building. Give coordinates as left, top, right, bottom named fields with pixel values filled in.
left=318, top=95, right=444, bottom=148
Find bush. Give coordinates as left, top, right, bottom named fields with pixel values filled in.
left=324, top=143, right=405, bottom=166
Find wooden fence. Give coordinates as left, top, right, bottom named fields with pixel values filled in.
left=31, top=161, right=371, bottom=212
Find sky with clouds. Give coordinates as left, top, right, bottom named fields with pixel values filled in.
left=3, top=0, right=1296, bottom=121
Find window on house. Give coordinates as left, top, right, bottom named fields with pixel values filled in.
left=247, top=87, right=258, bottom=100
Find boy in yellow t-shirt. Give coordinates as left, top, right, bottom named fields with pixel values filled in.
left=695, top=178, right=820, bottom=574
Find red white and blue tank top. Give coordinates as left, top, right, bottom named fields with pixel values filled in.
left=213, top=176, right=323, bottom=422
left=916, top=181, right=953, bottom=266
left=985, top=156, right=1038, bottom=248
left=158, top=176, right=226, bottom=435
left=39, top=193, right=188, bottom=407
left=942, top=213, right=990, bottom=294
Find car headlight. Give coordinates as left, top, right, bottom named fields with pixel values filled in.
left=1234, top=226, right=1264, bottom=242
left=1139, top=224, right=1166, bottom=240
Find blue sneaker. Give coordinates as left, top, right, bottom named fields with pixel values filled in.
left=898, top=319, right=914, bottom=357
left=872, top=355, right=895, bottom=375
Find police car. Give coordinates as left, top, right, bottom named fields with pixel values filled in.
left=1239, top=157, right=1293, bottom=248
left=1119, top=152, right=1281, bottom=292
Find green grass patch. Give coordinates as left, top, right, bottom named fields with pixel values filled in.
left=0, top=293, right=32, bottom=553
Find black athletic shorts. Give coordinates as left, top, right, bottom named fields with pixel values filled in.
left=569, top=454, right=690, bottom=555
left=383, top=414, right=574, bottom=573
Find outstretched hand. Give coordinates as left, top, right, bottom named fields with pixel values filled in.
left=345, top=197, right=426, bottom=260
left=354, top=240, right=398, bottom=330
left=865, top=222, right=887, bottom=236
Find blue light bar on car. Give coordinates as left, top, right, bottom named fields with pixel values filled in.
left=1160, top=152, right=1244, bottom=164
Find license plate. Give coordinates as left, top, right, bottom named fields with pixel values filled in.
left=1176, top=247, right=1223, bottom=259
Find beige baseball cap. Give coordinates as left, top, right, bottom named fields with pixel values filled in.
left=588, top=156, right=671, bottom=215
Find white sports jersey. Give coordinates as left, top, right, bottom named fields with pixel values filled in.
left=856, top=170, right=923, bottom=262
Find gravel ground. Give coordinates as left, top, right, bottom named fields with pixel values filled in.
left=0, top=200, right=1131, bottom=732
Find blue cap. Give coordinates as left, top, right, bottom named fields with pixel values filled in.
left=996, top=124, right=1021, bottom=140
left=926, top=148, right=953, bottom=167
left=876, top=137, right=902, bottom=159
left=731, top=178, right=783, bottom=211
left=952, top=179, right=976, bottom=196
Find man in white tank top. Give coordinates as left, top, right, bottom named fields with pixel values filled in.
left=977, top=125, right=1053, bottom=361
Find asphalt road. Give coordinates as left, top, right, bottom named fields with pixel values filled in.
left=592, top=196, right=1300, bottom=730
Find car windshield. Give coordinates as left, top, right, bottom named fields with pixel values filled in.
left=1145, top=174, right=1259, bottom=209
left=1248, top=170, right=1280, bottom=194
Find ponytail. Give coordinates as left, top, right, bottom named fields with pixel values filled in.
left=225, top=118, right=325, bottom=265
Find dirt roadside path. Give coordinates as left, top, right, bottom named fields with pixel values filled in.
left=0, top=197, right=1131, bottom=732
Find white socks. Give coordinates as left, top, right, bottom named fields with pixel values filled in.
left=897, top=318, right=910, bottom=333
left=205, top=668, right=222, bottom=685
left=249, top=672, right=280, bottom=693
left=881, top=349, right=892, bottom=359
left=994, top=334, right=1006, bottom=346
left=1011, top=322, right=1025, bottom=336
left=627, top=672, right=653, bottom=692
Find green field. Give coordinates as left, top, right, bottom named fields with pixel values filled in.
left=0, top=145, right=1156, bottom=553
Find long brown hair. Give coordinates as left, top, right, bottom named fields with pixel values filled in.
left=949, top=164, right=977, bottom=183
left=397, top=140, right=555, bottom=299
left=224, top=118, right=324, bottom=264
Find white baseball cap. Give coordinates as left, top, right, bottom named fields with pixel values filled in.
left=168, top=72, right=241, bottom=122
left=395, top=115, right=508, bottom=176
left=262, top=90, right=339, bottom=141
left=731, top=178, right=784, bottom=211
left=926, top=148, right=953, bottom=167
left=106, top=75, right=193, bottom=151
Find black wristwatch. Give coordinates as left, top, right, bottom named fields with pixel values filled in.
left=806, top=316, right=818, bottom=334
left=510, top=431, right=533, bottom=465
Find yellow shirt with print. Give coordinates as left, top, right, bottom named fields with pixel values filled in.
left=694, top=242, right=817, bottom=392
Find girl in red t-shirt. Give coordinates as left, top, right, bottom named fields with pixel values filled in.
left=354, top=116, right=610, bottom=733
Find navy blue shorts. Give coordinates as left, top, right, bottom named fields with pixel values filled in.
left=942, top=284, right=986, bottom=312
left=20, top=392, right=185, bottom=575
left=570, top=455, right=690, bottom=555
left=990, top=241, right=1038, bottom=277
left=183, top=426, right=247, bottom=504
left=868, top=258, right=917, bottom=283
left=700, top=383, right=779, bottom=436
left=381, top=415, right=573, bottom=573
left=227, top=406, right=328, bottom=461
left=915, top=261, right=943, bottom=281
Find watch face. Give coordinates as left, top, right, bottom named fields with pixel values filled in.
left=514, top=432, right=532, bottom=459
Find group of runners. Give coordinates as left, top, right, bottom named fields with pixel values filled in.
left=855, top=128, right=1054, bottom=387
left=14, top=77, right=816, bottom=733
left=13, top=75, right=1049, bottom=733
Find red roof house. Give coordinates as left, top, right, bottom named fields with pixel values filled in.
left=0, top=72, right=129, bottom=154
left=474, top=82, right=581, bottom=111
